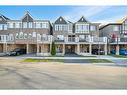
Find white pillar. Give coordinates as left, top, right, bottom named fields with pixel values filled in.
left=104, top=44, right=107, bottom=55
left=77, top=44, right=80, bottom=55
left=63, top=44, right=65, bottom=55
left=37, top=44, right=39, bottom=54
left=108, top=45, right=110, bottom=54
left=89, top=44, right=92, bottom=55
left=26, top=44, right=29, bottom=54
left=3, top=43, right=7, bottom=53
left=116, top=45, right=119, bottom=55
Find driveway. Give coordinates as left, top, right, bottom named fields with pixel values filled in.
left=0, top=58, right=127, bottom=89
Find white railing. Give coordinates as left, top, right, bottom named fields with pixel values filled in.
left=0, top=34, right=107, bottom=44
left=92, top=37, right=107, bottom=43
left=37, top=34, right=52, bottom=43
left=110, top=37, right=127, bottom=43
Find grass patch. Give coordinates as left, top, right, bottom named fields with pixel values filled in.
left=108, top=54, right=127, bottom=58
left=22, top=58, right=64, bottom=63
left=90, top=59, right=114, bottom=63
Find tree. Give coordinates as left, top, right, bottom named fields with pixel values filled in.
left=51, top=42, right=56, bottom=56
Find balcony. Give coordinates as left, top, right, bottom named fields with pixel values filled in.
left=109, top=37, right=127, bottom=44
left=37, top=35, right=52, bottom=43
left=92, top=37, right=107, bottom=43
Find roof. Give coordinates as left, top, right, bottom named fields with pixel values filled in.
left=77, top=16, right=89, bottom=23
left=116, top=16, right=127, bottom=23
left=22, top=11, right=33, bottom=22
left=99, top=23, right=121, bottom=30
left=54, top=16, right=67, bottom=24
left=0, top=14, right=10, bottom=24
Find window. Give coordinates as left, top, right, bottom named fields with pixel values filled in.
left=15, top=23, right=20, bottom=28
left=19, top=32, right=24, bottom=39
left=15, top=33, right=19, bottom=39
left=13, top=23, right=15, bottom=28
left=0, top=24, right=3, bottom=30
left=9, top=34, right=14, bottom=41
left=24, top=33, right=27, bottom=39
left=55, top=25, right=67, bottom=31
left=79, top=35, right=88, bottom=40
left=0, top=24, right=7, bottom=30
left=28, top=33, right=32, bottom=39
left=76, top=24, right=89, bottom=33
left=90, top=25, right=96, bottom=31
left=57, top=35, right=64, bottom=40
left=8, top=23, right=13, bottom=28
left=36, top=23, right=40, bottom=28
left=23, top=22, right=27, bottom=28
left=32, top=32, right=36, bottom=37
left=28, top=22, right=33, bottom=28
left=113, top=26, right=119, bottom=31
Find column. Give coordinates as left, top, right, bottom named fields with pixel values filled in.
left=37, top=44, right=39, bottom=54
left=77, top=44, right=80, bottom=55
left=108, top=45, right=110, bottom=54
left=104, top=44, right=107, bottom=55
left=116, top=45, right=119, bottom=55
left=3, top=43, right=7, bottom=53
left=63, top=44, right=65, bottom=55
left=89, top=44, right=92, bottom=55
left=26, top=44, right=29, bottom=54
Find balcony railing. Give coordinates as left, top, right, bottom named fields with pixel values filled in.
left=110, top=37, right=127, bottom=43
left=0, top=34, right=107, bottom=44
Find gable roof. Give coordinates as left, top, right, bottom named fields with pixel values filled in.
left=22, top=11, right=33, bottom=22
left=77, top=16, right=88, bottom=23
left=99, top=23, right=121, bottom=30
left=0, top=14, right=10, bottom=24
left=54, top=16, right=67, bottom=24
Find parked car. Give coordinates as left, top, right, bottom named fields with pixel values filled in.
left=6, top=48, right=26, bottom=56
left=92, top=49, right=105, bottom=55
left=110, top=49, right=127, bottom=55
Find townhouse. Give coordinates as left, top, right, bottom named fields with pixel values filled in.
left=0, top=12, right=52, bottom=56
left=53, top=16, right=107, bottom=56
left=0, top=12, right=109, bottom=56
left=99, top=17, right=127, bottom=55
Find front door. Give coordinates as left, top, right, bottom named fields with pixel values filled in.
left=65, top=45, right=75, bottom=54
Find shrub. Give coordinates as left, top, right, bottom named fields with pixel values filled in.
left=51, top=42, right=56, bottom=56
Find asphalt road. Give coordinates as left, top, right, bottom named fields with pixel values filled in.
left=0, top=58, right=127, bottom=89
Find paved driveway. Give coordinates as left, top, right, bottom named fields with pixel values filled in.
left=0, top=58, right=127, bottom=89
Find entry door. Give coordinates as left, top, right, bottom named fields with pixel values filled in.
left=66, top=45, right=75, bottom=54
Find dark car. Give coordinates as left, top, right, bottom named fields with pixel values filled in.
left=7, top=48, right=26, bottom=56
left=92, top=49, right=105, bottom=55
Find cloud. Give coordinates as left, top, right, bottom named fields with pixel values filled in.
left=63, top=6, right=111, bottom=22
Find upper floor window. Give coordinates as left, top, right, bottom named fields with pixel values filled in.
left=28, top=22, right=33, bottom=28
left=13, top=23, right=16, bottom=28
left=90, top=25, right=96, bottom=31
left=0, top=24, right=7, bottom=30
left=23, top=22, right=27, bottom=28
left=113, top=26, right=119, bottom=31
left=76, top=24, right=89, bottom=33
left=55, top=25, right=67, bottom=31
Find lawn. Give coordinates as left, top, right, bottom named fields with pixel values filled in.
left=109, top=54, right=127, bottom=58
left=89, top=59, right=114, bottom=63
left=23, top=58, right=64, bottom=63
left=22, top=58, right=113, bottom=63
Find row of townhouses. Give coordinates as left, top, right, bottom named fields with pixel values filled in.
left=0, top=12, right=126, bottom=56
